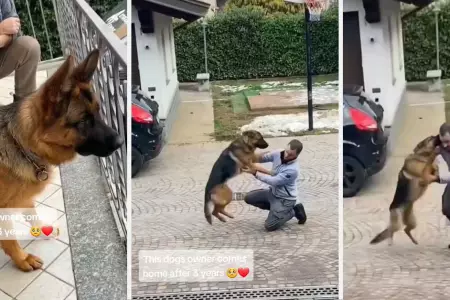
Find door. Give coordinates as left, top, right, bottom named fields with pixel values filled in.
left=343, top=11, right=365, bottom=88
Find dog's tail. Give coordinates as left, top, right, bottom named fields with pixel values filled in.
left=204, top=192, right=214, bottom=225
left=370, top=229, right=390, bottom=245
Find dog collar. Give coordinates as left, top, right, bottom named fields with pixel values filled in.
left=11, top=135, right=49, bottom=182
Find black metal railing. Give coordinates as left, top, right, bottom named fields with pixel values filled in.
left=53, top=0, right=128, bottom=242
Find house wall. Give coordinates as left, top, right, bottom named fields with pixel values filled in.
left=131, top=7, right=179, bottom=121
left=344, top=0, right=406, bottom=127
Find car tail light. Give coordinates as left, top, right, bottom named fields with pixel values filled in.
left=349, top=108, right=377, bottom=131
left=132, top=104, right=153, bottom=124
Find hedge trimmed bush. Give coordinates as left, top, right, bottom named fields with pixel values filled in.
left=174, top=7, right=338, bottom=82
left=403, top=3, right=450, bottom=81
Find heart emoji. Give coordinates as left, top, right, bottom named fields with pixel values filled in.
left=238, top=267, right=249, bottom=278
left=41, top=226, right=53, bottom=236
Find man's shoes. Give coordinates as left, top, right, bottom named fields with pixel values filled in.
left=294, top=203, right=307, bottom=224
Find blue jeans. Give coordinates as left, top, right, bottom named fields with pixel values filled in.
left=244, top=189, right=296, bottom=231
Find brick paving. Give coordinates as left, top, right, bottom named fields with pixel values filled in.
left=344, top=92, right=450, bottom=300
left=131, top=135, right=338, bottom=296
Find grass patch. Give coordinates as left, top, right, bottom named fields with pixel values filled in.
left=230, top=93, right=250, bottom=114
left=211, top=76, right=338, bottom=141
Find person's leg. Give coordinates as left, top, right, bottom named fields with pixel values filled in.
left=0, top=36, right=41, bottom=101
left=442, top=185, right=450, bottom=248
left=244, top=189, right=271, bottom=210
left=264, top=196, right=295, bottom=232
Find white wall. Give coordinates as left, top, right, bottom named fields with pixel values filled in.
left=344, top=0, right=406, bottom=127
left=132, top=7, right=179, bottom=120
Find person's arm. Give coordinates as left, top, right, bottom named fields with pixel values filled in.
left=255, top=151, right=276, bottom=163
left=250, top=163, right=273, bottom=175
left=434, top=154, right=450, bottom=184
left=0, top=35, right=12, bottom=48
left=255, top=169, right=297, bottom=187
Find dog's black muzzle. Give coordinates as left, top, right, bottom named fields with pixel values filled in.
left=76, top=116, right=124, bottom=157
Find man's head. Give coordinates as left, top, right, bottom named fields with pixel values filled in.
left=283, top=139, right=303, bottom=163
left=439, top=122, right=450, bottom=150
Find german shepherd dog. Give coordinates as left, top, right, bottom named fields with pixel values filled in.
left=0, top=49, right=123, bottom=271
left=370, top=135, right=440, bottom=245
left=204, top=130, right=269, bottom=224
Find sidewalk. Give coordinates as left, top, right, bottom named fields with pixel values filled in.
left=344, top=91, right=450, bottom=299
left=0, top=72, right=77, bottom=300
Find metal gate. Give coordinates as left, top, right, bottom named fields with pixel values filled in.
left=53, top=0, right=128, bottom=242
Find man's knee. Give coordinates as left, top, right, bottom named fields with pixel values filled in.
left=15, top=36, right=41, bottom=63
left=264, top=219, right=282, bottom=232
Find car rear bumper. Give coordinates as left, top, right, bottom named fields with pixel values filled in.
left=132, top=120, right=164, bottom=162
left=343, top=131, right=388, bottom=177
left=142, top=126, right=164, bottom=162
left=366, top=141, right=387, bottom=176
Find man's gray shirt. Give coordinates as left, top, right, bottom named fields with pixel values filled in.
left=255, top=150, right=299, bottom=201
left=0, top=0, right=18, bottom=22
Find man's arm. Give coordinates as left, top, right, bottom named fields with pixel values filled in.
left=0, top=35, right=12, bottom=48
left=435, top=155, right=450, bottom=183
left=250, top=163, right=273, bottom=175
left=255, top=169, right=297, bottom=187
left=255, top=151, right=278, bottom=163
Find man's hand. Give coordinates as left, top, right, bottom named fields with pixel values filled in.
left=241, top=166, right=256, bottom=176
left=0, top=18, right=20, bottom=35
left=242, top=164, right=273, bottom=176
left=0, top=35, right=12, bottom=48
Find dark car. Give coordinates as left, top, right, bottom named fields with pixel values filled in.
left=131, top=86, right=164, bottom=177
left=343, top=85, right=388, bottom=197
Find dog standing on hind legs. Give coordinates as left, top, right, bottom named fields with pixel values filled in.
left=0, top=49, right=123, bottom=271
left=370, top=135, right=441, bottom=246
left=204, top=130, right=269, bottom=224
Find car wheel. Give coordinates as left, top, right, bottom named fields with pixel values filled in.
left=343, top=156, right=366, bottom=198
left=132, top=146, right=144, bottom=178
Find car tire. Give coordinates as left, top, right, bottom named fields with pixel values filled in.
left=343, top=155, right=366, bottom=198
left=132, top=146, right=144, bottom=178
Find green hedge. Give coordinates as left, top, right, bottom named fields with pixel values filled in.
left=404, top=3, right=450, bottom=81
left=14, top=0, right=120, bottom=61
left=174, top=7, right=338, bottom=82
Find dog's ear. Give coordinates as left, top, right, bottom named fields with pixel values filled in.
left=72, top=49, right=100, bottom=83
left=241, top=131, right=253, bottom=144
left=41, top=54, right=75, bottom=101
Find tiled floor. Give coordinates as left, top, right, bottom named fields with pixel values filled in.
left=0, top=72, right=77, bottom=300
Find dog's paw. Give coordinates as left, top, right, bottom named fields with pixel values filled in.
left=15, top=254, right=43, bottom=272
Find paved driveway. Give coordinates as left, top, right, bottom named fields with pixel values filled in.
left=344, top=92, right=450, bottom=299
left=132, top=135, right=338, bottom=297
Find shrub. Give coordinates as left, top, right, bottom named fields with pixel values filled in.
left=174, top=7, right=338, bottom=82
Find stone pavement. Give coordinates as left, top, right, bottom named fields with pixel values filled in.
left=344, top=91, right=450, bottom=300
left=0, top=73, right=77, bottom=300
left=132, top=134, right=338, bottom=297
left=168, top=89, right=215, bottom=145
